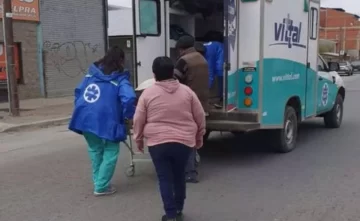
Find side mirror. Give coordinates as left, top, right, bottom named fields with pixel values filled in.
left=328, top=62, right=340, bottom=72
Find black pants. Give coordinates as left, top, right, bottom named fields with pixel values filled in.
left=185, top=149, right=198, bottom=178
left=149, top=142, right=192, bottom=219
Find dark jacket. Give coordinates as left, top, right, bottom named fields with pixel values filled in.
left=174, top=47, right=209, bottom=112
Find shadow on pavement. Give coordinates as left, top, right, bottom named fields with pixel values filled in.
left=199, top=119, right=330, bottom=163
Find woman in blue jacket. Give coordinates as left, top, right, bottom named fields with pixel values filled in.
left=69, top=46, right=136, bottom=196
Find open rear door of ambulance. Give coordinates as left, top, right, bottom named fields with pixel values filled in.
left=223, top=0, right=238, bottom=112
left=132, top=0, right=166, bottom=87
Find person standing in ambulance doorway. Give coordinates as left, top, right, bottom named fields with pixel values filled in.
left=174, top=36, right=209, bottom=183
left=204, top=33, right=224, bottom=108
left=69, top=46, right=136, bottom=196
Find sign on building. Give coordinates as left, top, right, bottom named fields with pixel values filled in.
left=0, top=43, right=21, bottom=81
left=0, top=0, right=39, bottom=21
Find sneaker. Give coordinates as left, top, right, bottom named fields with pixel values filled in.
left=93, top=186, right=117, bottom=196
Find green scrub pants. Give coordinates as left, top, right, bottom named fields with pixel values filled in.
left=83, top=132, right=120, bottom=193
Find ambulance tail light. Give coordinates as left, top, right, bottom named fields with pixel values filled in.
left=244, top=86, right=253, bottom=96
left=244, top=98, right=252, bottom=107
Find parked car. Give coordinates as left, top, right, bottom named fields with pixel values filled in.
left=351, top=60, right=360, bottom=72
left=338, top=61, right=353, bottom=76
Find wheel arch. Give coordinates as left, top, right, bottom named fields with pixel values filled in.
left=338, top=86, right=345, bottom=101
left=286, top=96, right=301, bottom=122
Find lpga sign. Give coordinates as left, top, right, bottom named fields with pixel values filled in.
left=0, top=0, right=39, bottom=21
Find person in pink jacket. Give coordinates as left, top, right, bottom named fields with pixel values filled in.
left=133, top=56, right=206, bottom=221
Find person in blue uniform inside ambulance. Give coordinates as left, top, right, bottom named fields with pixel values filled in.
left=69, top=46, right=136, bottom=196
left=204, top=35, right=224, bottom=107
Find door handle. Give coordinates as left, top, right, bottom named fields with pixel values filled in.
left=332, top=76, right=336, bottom=84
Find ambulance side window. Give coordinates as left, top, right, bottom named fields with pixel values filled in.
left=317, top=56, right=329, bottom=72
left=310, top=7, right=318, bottom=40
left=317, top=56, right=325, bottom=71
left=139, top=0, right=161, bottom=36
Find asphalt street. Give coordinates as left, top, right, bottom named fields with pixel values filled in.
left=1, top=74, right=360, bottom=221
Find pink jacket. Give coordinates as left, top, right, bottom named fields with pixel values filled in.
left=133, top=79, right=206, bottom=148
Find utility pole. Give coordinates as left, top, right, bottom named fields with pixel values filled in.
left=2, top=0, right=19, bottom=116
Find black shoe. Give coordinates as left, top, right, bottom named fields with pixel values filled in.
left=176, top=211, right=184, bottom=220
left=161, top=215, right=177, bottom=221
left=186, top=176, right=199, bottom=183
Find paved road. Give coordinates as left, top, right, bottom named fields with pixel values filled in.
left=1, top=75, right=360, bottom=221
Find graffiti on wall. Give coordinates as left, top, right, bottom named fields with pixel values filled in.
left=43, top=41, right=102, bottom=78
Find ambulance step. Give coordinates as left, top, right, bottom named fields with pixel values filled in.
left=207, top=110, right=258, bottom=122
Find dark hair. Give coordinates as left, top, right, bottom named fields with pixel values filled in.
left=152, top=56, right=174, bottom=81
left=194, top=42, right=206, bottom=56
left=175, top=36, right=195, bottom=50
left=94, top=46, right=125, bottom=75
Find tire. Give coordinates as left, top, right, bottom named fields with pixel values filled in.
left=272, top=106, right=298, bottom=153
left=324, top=94, right=343, bottom=128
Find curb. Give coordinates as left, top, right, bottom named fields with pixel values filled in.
left=0, top=117, right=71, bottom=133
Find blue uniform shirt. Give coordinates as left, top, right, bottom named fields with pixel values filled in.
left=69, top=64, right=136, bottom=142
left=204, top=41, right=224, bottom=87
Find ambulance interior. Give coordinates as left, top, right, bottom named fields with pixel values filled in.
left=169, top=0, right=225, bottom=98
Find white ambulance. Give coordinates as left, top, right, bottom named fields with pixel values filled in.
left=131, top=0, right=345, bottom=153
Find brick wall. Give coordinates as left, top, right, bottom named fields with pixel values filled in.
left=0, top=21, right=40, bottom=99
left=320, top=8, right=360, bottom=53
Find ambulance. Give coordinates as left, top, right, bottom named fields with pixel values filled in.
left=131, top=0, right=345, bottom=153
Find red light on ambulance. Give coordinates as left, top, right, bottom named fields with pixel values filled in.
left=244, top=86, right=253, bottom=96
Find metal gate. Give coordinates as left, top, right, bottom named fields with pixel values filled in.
left=40, top=0, right=107, bottom=97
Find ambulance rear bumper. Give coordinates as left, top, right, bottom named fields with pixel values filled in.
left=205, top=109, right=260, bottom=132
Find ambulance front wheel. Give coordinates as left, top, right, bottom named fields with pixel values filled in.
left=324, top=94, right=343, bottom=128
left=272, top=106, right=298, bottom=153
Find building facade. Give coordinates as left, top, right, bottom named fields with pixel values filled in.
left=0, top=0, right=40, bottom=99
left=0, top=0, right=107, bottom=100
left=320, top=8, right=360, bottom=58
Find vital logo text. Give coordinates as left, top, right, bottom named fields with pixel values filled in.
left=269, top=14, right=306, bottom=49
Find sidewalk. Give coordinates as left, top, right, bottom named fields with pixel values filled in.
left=0, top=97, right=73, bottom=132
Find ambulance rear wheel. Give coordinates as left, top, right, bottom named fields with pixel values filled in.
left=272, top=106, right=298, bottom=153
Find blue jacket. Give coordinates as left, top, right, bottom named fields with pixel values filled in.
left=68, top=64, right=136, bottom=142
left=204, top=41, right=224, bottom=87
